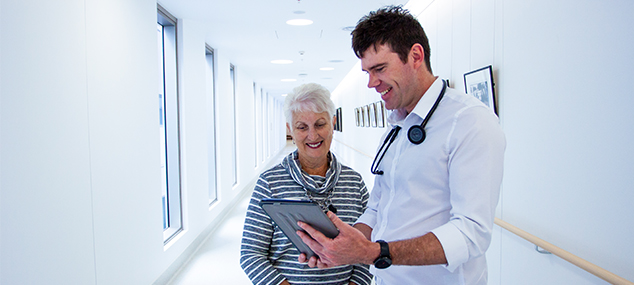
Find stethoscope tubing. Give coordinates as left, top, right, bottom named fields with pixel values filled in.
left=370, top=79, right=447, bottom=175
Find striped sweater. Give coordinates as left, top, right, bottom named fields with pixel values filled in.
left=240, top=163, right=372, bottom=285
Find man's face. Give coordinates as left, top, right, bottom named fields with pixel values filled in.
left=361, top=44, right=418, bottom=112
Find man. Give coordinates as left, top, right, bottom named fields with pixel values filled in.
left=296, top=6, right=506, bottom=284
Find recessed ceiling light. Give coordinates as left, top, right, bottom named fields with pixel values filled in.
left=293, top=10, right=305, bottom=14
left=286, top=19, right=313, bottom=26
left=329, top=59, right=344, bottom=63
left=281, top=79, right=297, bottom=82
left=271, top=59, right=293, bottom=64
left=281, top=93, right=288, bottom=97
left=320, top=67, right=334, bottom=71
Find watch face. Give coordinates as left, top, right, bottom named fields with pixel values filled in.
left=374, top=257, right=392, bottom=269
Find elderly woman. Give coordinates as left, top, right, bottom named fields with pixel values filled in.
left=240, top=83, right=371, bottom=285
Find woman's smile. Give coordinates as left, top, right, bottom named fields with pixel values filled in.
left=306, top=141, right=323, bottom=149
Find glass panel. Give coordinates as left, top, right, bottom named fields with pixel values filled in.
left=205, top=47, right=218, bottom=205
left=158, top=23, right=169, bottom=230
left=230, top=65, right=237, bottom=186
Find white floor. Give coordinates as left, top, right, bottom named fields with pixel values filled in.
left=167, top=142, right=296, bottom=285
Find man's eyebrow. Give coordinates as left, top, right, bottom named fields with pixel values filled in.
left=363, top=62, right=387, bottom=73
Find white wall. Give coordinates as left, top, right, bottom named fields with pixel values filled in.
left=331, top=0, right=634, bottom=284
left=0, top=0, right=286, bottom=284
left=1, top=1, right=96, bottom=284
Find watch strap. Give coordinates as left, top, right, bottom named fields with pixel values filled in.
left=373, top=240, right=392, bottom=269
left=377, top=240, right=390, bottom=258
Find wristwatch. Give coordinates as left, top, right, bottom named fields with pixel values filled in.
left=373, top=240, right=392, bottom=269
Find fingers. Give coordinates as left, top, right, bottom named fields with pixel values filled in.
left=298, top=252, right=321, bottom=268
left=295, top=215, right=347, bottom=269
left=326, top=211, right=347, bottom=229
left=297, top=221, right=327, bottom=242
left=316, top=258, right=330, bottom=269
left=308, top=256, right=319, bottom=268
left=296, top=229, right=323, bottom=253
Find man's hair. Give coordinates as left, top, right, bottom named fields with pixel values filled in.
left=352, top=5, right=432, bottom=73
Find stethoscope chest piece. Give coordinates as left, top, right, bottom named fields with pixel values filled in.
left=408, top=125, right=426, bottom=144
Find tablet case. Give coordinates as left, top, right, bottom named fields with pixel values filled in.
left=260, top=199, right=339, bottom=258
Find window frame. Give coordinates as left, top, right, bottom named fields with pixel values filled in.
left=230, top=64, right=238, bottom=187
left=158, top=4, right=183, bottom=244
left=205, top=44, right=219, bottom=206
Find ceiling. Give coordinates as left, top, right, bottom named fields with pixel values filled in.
left=157, top=0, right=409, bottom=100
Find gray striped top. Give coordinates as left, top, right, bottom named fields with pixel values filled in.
left=240, top=163, right=372, bottom=285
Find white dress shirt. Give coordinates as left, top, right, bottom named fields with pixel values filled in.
left=356, top=78, right=506, bottom=284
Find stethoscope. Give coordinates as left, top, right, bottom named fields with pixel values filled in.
left=370, top=79, right=447, bottom=175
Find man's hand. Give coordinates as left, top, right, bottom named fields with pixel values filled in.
left=296, top=211, right=378, bottom=268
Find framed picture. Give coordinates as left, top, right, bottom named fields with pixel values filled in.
left=354, top=108, right=360, bottom=126
left=375, top=101, right=385, bottom=128
left=370, top=103, right=377, bottom=127
left=336, top=107, right=342, bottom=132
left=464, top=65, right=497, bottom=115
left=360, top=106, right=366, bottom=127
left=364, top=105, right=371, bottom=127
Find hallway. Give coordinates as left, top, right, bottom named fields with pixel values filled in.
left=3, top=1, right=633, bottom=284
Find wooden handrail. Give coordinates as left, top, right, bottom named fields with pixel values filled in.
left=494, top=218, right=633, bottom=285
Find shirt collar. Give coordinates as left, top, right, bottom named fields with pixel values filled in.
left=387, top=77, right=444, bottom=126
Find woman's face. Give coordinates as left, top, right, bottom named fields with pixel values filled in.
left=288, top=110, right=334, bottom=166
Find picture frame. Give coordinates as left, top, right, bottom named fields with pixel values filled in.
left=335, top=107, right=342, bottom=132
left=333, top=108, right=339, bottom=132
left=464, top=65, right=497, bottom=115
left=375, top=101, right=385, bottom=128
left=370, top=103, right=377, bottom=127
left=354, top=108, right=360, bottom=127
left=364, top=105, right=371, bottom=127
left=360, top=106, right=366, bottom=127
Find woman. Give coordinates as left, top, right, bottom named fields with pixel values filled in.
left=240, top=83, right=371, bottom=285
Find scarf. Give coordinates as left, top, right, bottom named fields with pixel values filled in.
left=281, top=150, right=342, bottom=197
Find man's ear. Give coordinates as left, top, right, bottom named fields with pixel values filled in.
left=409, top=43, right=425, bottom=69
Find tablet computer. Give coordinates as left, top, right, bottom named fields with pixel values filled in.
left=260, top=199, right=339, bottom=258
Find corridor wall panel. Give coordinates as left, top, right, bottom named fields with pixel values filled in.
left=0, top=0, right=96, bottom=284
left=86, top=0, right=163, bottom=284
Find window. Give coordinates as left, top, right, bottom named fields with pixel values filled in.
left=158, top=5, right=182, bottom=244
left=230, top=64, right=238, bottom=187
left=205, top=45, right=218, bottom=205
left=265, top=93, right=270, bottom=159
left=260, top=90, right=266, bottom=164
left=253, top=83, right=258, bottom=168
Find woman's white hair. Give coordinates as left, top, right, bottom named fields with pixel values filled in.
left=283, top=83, right=336, bottom=127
